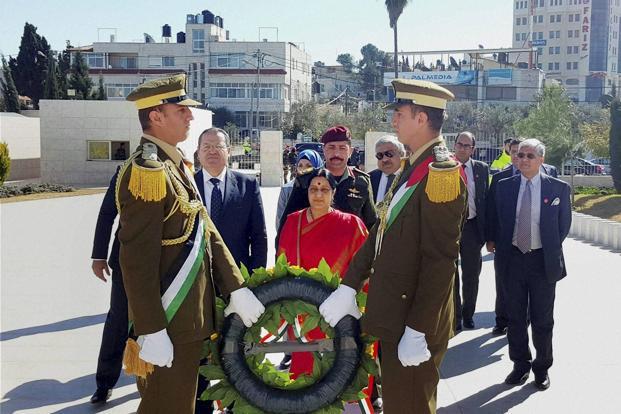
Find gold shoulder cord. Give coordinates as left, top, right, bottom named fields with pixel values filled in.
left=161, top=162, right=209, bottom=246
left=115, top=154, right=208, bottom=247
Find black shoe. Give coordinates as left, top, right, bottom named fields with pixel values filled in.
left=90, top=388, right=112, bottom=404
left=505, top=369, right=529, bottom=386
left=372, top=397, right=383, bottom=413
left=278, top=354, right=291, bottom=370
left=463, top=319, right=475, bottom=329
left=491, top=326, right=507, bottom=336
left=534, top=373, right=550, bottom=391
left=455, top=323, right=462, bottom=332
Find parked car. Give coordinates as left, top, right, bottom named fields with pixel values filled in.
left=562, top=157, right=605, bottom=175
left=588, top=157, right=611, bottom=174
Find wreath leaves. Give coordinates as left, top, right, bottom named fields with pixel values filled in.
left=200, top=254, right=377, bottom=413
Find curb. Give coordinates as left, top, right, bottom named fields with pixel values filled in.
left=570, top=212, right=621, bottom=250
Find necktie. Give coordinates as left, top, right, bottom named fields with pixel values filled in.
left=210, top=178, right=223, bottom=225
left=516, top=180, right=532, bottom=253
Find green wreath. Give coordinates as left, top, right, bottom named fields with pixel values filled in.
left=199, top=254, right=378, bottom=414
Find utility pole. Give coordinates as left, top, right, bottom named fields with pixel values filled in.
left=345, top=87, right=349, bottom=115
left=251, top=49, right=266, bottom=139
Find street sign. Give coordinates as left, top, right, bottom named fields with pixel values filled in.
left=531, top=39, right=547, bottom=46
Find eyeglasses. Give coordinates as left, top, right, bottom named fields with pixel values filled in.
left=201, top=145, right=227, bottom=151
left=517, top=152, right=537, bottom=159
left=455, top=142, right=473, bottom=150
left=375, top=150, right=395, bottom=160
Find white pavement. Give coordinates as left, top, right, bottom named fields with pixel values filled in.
left=1, top=187, right=620, bottom=413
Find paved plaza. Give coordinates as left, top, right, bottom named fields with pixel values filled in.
left=1, top=187, right=620, bottom=413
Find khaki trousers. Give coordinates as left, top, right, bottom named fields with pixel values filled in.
left=137, top=340, right=203, bottom=414
left=379, top=340, right=448, bottom=414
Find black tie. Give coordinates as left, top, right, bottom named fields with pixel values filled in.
left=210, top=178, right=223, bottom=225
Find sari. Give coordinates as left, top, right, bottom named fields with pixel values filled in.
left=277, top=208, right=368, bottom=378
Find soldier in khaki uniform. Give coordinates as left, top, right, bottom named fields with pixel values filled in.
left=320, top=79, right=467, bottom=414
left=117, top=74, right=265, bottom=413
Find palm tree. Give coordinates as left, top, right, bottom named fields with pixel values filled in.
left=385, top=0, right=411, bottom=78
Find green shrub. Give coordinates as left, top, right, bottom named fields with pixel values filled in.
left=0, top=183, right=74, bottom=198
left=574, top=186, right=617, bottom=195
left=0, top=142, right=10, bottom=185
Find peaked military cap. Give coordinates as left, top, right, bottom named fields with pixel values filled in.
left=386, top=79, right=455, bottom=110
left=126, top=74, right=201, bottom=110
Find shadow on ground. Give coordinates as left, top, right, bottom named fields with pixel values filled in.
left=442, top=313, right=507, bottom=379
left=438, top=381, right=539, bottom=414
left=0, top=314, right=106, bottom=342
left=0, top=373, right=135, bottom=414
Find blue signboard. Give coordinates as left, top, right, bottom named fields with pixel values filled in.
left=531, top=39, right=547, bottom=46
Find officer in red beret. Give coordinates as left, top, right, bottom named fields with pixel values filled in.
left=277, top=125, right=377, bottom=237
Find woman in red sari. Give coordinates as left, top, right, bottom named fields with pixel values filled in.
left=277, top=169, right=368, bottom=378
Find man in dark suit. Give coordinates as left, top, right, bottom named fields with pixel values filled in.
left=195, top=127, right=268, bottom=271
left=194, top=127, right=268, bottom=413
left=489, top=138, right=571, bottom=391
left=90, top=167, right=127, bottom=405
left=486, top=138, right=558, bottom=335
left=453, top=132, right=489, bottom=330
left=370, top=135, right=406, bottom=203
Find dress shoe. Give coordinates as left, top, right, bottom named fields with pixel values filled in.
left=455, top=323, right=462, bottom=332
left=463, top=319, right=475, bottom=329
left=534, top=373, right=550, bottom=391
left=372, top=397, right=383, bottom=413
left=278, top=354, right=291, bottom=370
left=90, top=388, right=112, bottom=404
left=505, top=369, right=529, bottom=386
left=491, top=326, right=507, bottom=336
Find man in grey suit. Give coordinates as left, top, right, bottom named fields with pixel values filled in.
left=453, top=132, right=489, bottom=330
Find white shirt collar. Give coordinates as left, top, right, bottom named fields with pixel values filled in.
left=203, top=167, right=227, bottom=183
left=520, top=172, right=541, bottom=186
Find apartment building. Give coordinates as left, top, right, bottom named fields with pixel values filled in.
left=513, top=0, right=621, bottom=101
left=70, top=9, right=312, bottom=133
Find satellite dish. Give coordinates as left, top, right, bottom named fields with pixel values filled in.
left=144, top=33, right=155, bottom=43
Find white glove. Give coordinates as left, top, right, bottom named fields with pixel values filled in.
left=137, top=328, right=174, bottom=368
left=224, top=287, right=265, bottom=327
left=398, top=326, right=431, bottom=367
left=319, top=285, right=362, bottom=327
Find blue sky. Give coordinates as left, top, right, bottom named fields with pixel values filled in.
left=1, top=0, right=512, bottom=64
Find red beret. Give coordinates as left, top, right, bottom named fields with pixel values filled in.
left=320, top=125, right=351, bottom=144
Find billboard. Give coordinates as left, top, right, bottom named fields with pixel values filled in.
left=384, top=70, right=477, bottom=86
left=487, top=69, right=513, bottom=86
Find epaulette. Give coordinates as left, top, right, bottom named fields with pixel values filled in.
left=127, top=143, right=167, bottom=202
left=425, top=145, right=463, bottom=203
left=352, top=167, right=370, bottom=178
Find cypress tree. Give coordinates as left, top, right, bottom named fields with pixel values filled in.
left=43, top=52, right=60, bottom=100
left=12, top=23, right=49, bottom=109
left=1, top=55, right=21, bottom=113
left=69, top=51, right=93, bottom=99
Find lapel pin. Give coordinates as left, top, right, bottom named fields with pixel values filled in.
left=544, top=198, right=549, bottom=204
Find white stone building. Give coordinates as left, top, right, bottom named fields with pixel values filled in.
left=513, top=0, right=621, bottom=101
left=70, top=9, right=312, bottom=135
left=0, top=113, right=40, bottom=181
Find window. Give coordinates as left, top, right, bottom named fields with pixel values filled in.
left=486, top=87, right=517, bottom=100
left=87, top=141, right=130, bottom=161
left=106, top=83, right=138, bottom=99
left=573, top=62, right=578, bottom=69
left=569, top=30, right=574, bottom=38
left=555, top=30, right=561, bottom=38
left=567, top=46, right=573, bottom=54
left=548, top=62, right=554, bottom=70
left=148, top=56, right=161, bottom=67
left=569, top=14, right=574, bottom=22
left=549, top=47, right=554, bottom=54
left=555, top=62, right=560, bottom=70
left=209, top=83, right=282, bottom=100
left=522, top=17, right=527, bottom=25
left=516, top=17, right=521, bottom=25
left=211, top=53, right=246, bottom=68
left=573, top=46, right=579, bottom=53
left=86, top=53, right=104, bottom=68
left=538, top=15, right=544, bottom=23
left=555, top=46, right=560, bottom=54
left=550, top=15, right=555, bottom=23
left=550, top=31, right=555, bottom=38
left=575, top=13, right=580, bottom=21
left=574, top=29, right=579, bottom=37
left=516, top=33, right=521, bottom=41
left=565, top=78, right=579, bottom=85
left=162, top=56, right=175, bottom=67
left=200, top=63, right=205, bottom=88
left=192, top=29, right=205, bottom=53
left=521, top=33, right=528, bottom=40
left=567, top=62, right=573, bottom=69
left=557, top=14, right=562, bottom=22
left=538, top=47, right=543, bottom=55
